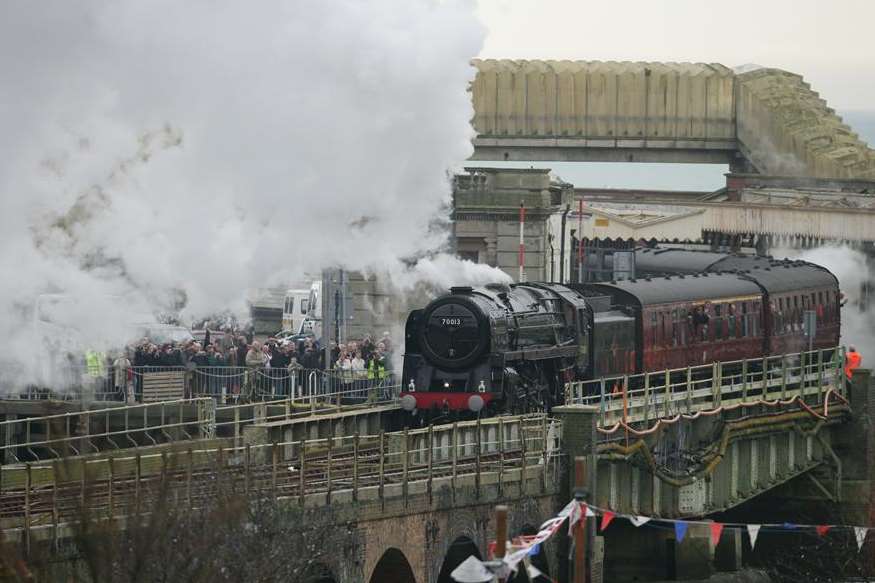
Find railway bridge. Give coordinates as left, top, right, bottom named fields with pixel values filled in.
left=1, top=347, right=872, bottom=581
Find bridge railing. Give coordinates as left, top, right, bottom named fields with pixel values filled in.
left=0, top=398, right=216, bottom=464
left=0, top=414, right=562, bottom=548
left=565, top=347, right=843, bottom=428
left=9, top=365, right=401, bottom=404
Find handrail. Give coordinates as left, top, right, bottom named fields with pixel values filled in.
left=0, top=398, right=215, bottom=464
left=0, top=414, right=563, bottom=544
left=565, top=347, right=844, bottom=428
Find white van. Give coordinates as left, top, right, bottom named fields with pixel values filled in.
left=282, top=289, right=310, bottom=333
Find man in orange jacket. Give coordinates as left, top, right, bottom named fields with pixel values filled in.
left=845, top=346, right=862, bottom=384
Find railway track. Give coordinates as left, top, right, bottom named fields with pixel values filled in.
left=0, top=426, right=555, bottom=535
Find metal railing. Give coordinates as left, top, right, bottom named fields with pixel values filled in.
left=0, top=399, right=216, bottom=464
left=565, top=347, right=844, bottom=428
left=8, top=365, right=399, bottom=404
left=0, top=414, right=562, bottom=550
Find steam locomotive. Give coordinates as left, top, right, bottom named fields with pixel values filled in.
left=400, top=250, right=840, bottom=419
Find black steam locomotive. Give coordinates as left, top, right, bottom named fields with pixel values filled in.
left=400, top=250, right=841, bottom=419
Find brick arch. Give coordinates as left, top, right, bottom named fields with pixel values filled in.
left=368, top=547, right=416, bottom=583
left=429, top=506, right=490, bottom=580
left=436, top=535, right=483, bottom=583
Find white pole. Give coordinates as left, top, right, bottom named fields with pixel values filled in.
left=518, top=202, right=526, bottom=282
left=577, top=198, right=584, bottom=283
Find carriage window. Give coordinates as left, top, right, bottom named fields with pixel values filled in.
left=680, top=309, right=688, bottom=345
left=728, top=305, right=737, bottom=338
left=672, top=310, right=679, bottom=347
left=741, top=302, right=748, bottom=336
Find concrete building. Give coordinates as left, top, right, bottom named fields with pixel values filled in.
left=453, top=167, right=573, bottom=282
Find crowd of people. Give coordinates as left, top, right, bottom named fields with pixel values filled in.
left=99, top=329, right=396, bottom=402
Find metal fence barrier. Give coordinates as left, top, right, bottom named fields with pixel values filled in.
left=5, top=366, right=399, bottom=405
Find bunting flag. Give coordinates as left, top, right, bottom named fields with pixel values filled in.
left=481, top=498, right=875, bottom=579
left=747, top=525, right=761, bottom=550
left=855, top=527, right=868, bottom=551
left=816, top=525, right=832, bottom=537
left=710, top=523, right=724, bottom=546
left=525, top=561, right=543, bottom=580
left=629, top=515, right=651, bottom=527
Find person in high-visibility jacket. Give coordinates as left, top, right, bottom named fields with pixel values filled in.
left=845, top=346, right=862, bottom=382
left=85, top=350, right=106, bottom=377
left=366, top=351, right=388, bottom=403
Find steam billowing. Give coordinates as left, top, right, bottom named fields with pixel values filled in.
left=0, top=1, right=490, bottom=378
left=777, top=245, right=874, bottom=354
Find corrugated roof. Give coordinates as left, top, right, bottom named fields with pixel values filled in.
left=591, top=273, right=761, bottom=306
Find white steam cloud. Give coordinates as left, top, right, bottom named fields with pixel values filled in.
left=0, top=1, right=491, bottom=379
left=775, top=245, right=874, bottom=354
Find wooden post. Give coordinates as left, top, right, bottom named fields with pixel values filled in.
left=685, top=366, right=693, bottom=413
left=520, top=419, right=527, bottom=497
left=298, top=439, right=306, bottom=506
left=326, top=436, right=333, bottom=504
left=135, top=453, right=142, bottom=516
left=781, top=355, right=788, bottom=400
left=244, top=444, right=251, bottom=495
left=761, top=355, right=768, bottom=398
left=818, top=349, right=825, bottom=402
left=52, top=461, right=60, bottom=547
left=643, top=373, right=651, bottom=424
left=353, top=432, right=360, bottom=502
left=451, top=423, right=458, bottom=503
left=217, top=444, right=225, bottom=490
left=187, top=448, right=193, bottom=508
left=24, top=463, right=31, bottom=556
left=495, top=505, right=509, bottom=583
left=664, top=370, right=671, bottom=417
left=741, top=358, right=749, bottom=402
left=272, top=442, right=279, bottom=496
left=711, top=362, right=719, bottom=408
left=427, top=425, right=433, bottom=503
left=80, top=458, right=87, bottom=508
left=475, top=418, right=482, bottom=499
left=108, top=457, right=115, bottom=520
left=378, top=431, right=385, bottom=502
left=233, top=407, right=241, bottom=447
left=542, top=415, right=549, bottom=493
left=497, top=418, right=504, bottom=497
left=574, top=457, right=588, bottom=583
left=402, top=428, right=409, bottom=505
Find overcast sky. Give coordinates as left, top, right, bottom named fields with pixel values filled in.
left=473, top=0, right=875, bottom=189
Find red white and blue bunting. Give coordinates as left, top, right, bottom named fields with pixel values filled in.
left=457, top=500, right=873, bottom=580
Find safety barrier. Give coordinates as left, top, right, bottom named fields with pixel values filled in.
left=0, top=414, right=562, bottom=551
left=0, top=399, right=216, bottom=464
left=7, top=366, right=399, bottom=404
left=565, top=347, right=844, bottom=429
